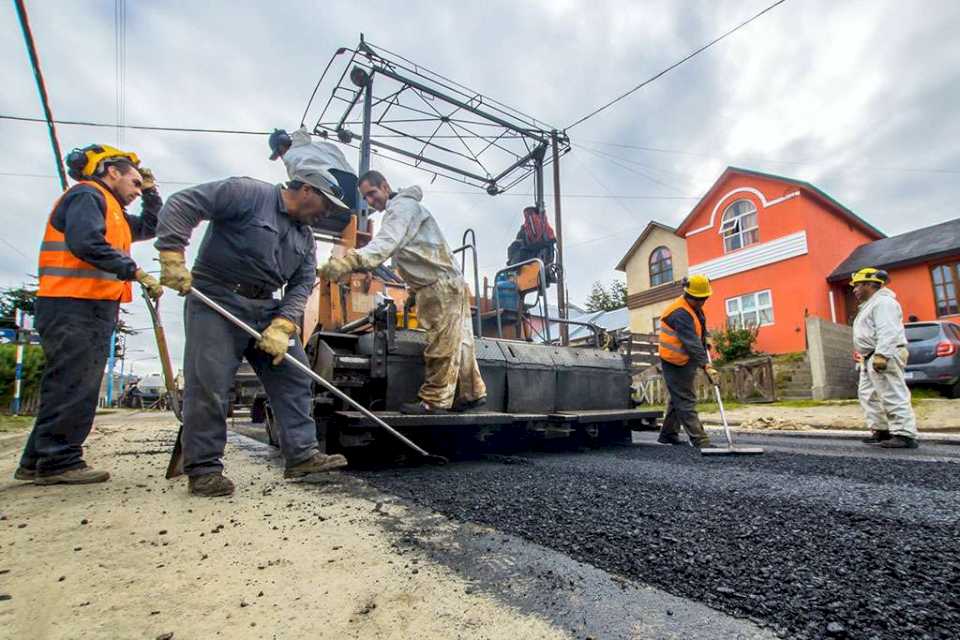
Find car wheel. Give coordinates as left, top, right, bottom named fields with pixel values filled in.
left=945, top=380, right=960, bottom=399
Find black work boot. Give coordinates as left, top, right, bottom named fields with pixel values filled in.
left=862, top=430, right=892, bottom=445
left=879, top=435, right=919, bottom=449
left=284, top=452, right=348, bottom=478
left=188, top=472, right=235, bottom=497
left=452, top=397, right=487, bottom=413
left=400, top=400, right=449, bottom=415
left=657, top=433, right=684, bottom=445
left=13, top=467, right=37, bottom=481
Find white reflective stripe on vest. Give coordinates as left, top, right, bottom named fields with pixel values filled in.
left=38, top=266, right=122, bottom=281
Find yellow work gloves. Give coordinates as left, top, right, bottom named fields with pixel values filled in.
left=318, top=251, right=363, bottom=282
left=258, top=317, right=297, bottom=366
left=134, top=268, right=163, bottom=300
left=704, top=363, right=720, bottom=386
left=159, top=250, right=192, bottom=295
left=872, top=354, right=888, bottom=372
left=139, top=167, right=157, bottom=191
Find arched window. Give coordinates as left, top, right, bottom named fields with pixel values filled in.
left=720, top=199, right=759, bottom=252
left=649, top=246, right=673, bottom=286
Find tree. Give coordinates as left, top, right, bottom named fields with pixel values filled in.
left=584, top=280, right=628, bottom=312
left=0, top=284, right=137, bottom=335
left=0, top=283, right=38, bottom=330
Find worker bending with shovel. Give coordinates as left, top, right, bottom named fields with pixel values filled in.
left=155, top=168, right=350, bottom=497
left=851, top=267, right=919, bottom=449
left=318, top=170, right=487, bottom=415
left=656, top=275, right=719, bottom=449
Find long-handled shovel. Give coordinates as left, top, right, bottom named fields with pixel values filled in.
left=187, top=287, right=447, bottom=465
left=138, top=286, right=186, bottom=478
left=699, top=351, right=764, bottom=457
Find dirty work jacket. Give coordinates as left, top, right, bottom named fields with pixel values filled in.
left=155, top=177, right=317, bottom=323
left=38, top=179, right=160, bottom=301
left=354, top=186, right=461, bottom=291
left=853, top=287, right=907, bottom=359
left=659, top=297, right=708, bottom=367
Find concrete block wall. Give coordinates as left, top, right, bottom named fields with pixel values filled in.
left=806, top=316, right=859, bottom=400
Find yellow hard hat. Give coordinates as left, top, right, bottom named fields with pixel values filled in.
left=850, top=267, right=889, bottom=286
left=65, top=144, right=140, bottom=181
left=683, top=274, right=712, bottom=298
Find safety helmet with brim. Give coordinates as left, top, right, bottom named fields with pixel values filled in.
left=683, top=274, right=712, bottom=298
left=850, top=267, right=889, bottom=286
left=65, top=144, right=140, bottom=181
left=291, top=167, right=350, bottom=212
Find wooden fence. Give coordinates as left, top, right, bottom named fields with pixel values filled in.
left=627, top=332, right=776, bottom=406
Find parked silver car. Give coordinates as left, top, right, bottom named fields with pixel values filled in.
left=904, top=321, right=960, bottom=398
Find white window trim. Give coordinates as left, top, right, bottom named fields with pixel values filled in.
left=685, top=188, right=800, bottom=237
left=720, top=199, right=759, bottom=253
left=725, top=289, right=775, bottom=329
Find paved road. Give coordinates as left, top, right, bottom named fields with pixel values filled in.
left=233, top=422, right=960, bottom=639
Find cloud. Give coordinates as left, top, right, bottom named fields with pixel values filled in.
left=2, top=0, right=958, bottom=376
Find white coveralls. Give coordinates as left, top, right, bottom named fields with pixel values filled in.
left=355, top=186, right=486, bottom=409
left=852, top=287, right=918, bottom=438
left=282, top=126, right=355, bottom=183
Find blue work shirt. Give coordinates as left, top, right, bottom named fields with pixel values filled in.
left=155, top=177, right=317, bottom=322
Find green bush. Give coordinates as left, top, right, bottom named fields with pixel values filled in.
left=711, top=325, right=759, bottom=364
left=0, top=344, right=45, bottom=412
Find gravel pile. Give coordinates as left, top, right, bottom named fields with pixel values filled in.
left=358, top=444, right=960, bottom=639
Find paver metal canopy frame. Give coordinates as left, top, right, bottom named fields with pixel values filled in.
left=302, top=35, right=573, bottom=338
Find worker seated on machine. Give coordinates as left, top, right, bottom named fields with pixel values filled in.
left=506, top=206, right=558, bottom=283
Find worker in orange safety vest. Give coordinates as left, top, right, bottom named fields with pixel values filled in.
left=16, top=144, right=163, bottom=486
left=657, top=274, right=719, bottom=449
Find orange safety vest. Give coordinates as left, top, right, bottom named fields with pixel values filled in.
left=658, top=296, right=704, bottom=366
left=37, top=180, right=133, bottom=303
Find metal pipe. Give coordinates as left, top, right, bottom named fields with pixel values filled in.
left=339, top=314, right=373, bottom=334
left=372, top=65, right=548, bottom=143
left=358, top=73, right=374, bottom=232
left=491, top=142, right=549, bottom=184
left=452, top=228, right=481, bottom=336
left=188, top=288, right=437, bottom=460
left=361, top=137, right=492, bottom=183
left=551, top=130, right=568, bottom=345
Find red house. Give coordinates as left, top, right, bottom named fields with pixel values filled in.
left=674, top=167, right=885, bottom=354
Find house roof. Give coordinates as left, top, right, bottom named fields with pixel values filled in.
left=675, top=166, right=886, bottom=240
left=828, top=217, right=960, bottom=282
left=614, top=221, right=677, bottom=272
left=558, top=307, right=630, bottom=343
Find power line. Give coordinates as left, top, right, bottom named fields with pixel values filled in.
left=565, top=0, right=789, bottom=130
left=13, top=1, right=68, bottom=190
left=0, top=170, right=700, bottom=198
left=0, top=114, right=269, bottom=136
left=581, top=139, right=960, bottom=176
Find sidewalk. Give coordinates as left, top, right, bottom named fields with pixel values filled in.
left=698, top=397, right=960, bottom=434
left=0, top=412, right=564, bottom=640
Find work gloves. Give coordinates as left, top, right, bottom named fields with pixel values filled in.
left=159, top=250, right=192, bottom=295
left=872, top=354, right=889, bottom=372
left=139, top=167, right=157, bottom=191
left=318, top=250, right=363, bottom=282
left=258, top=317, right=297, bottom=366
left=704, top=364, right=720, bottom=386
left=134, top=268, right=163, bottom=300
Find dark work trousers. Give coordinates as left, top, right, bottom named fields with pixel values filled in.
left=660, top=360, right=710, bottom=445
left=181, top=281, right=319, bottom=477
left=20, top=297, right=118, bottom=474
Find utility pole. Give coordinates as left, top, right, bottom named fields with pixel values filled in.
left=551, top=131, right=568, bottom=345
left=15, top=0, right=68, bottom=191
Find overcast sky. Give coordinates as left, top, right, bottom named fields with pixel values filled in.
left=2, top=0, right=958, bottom=377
